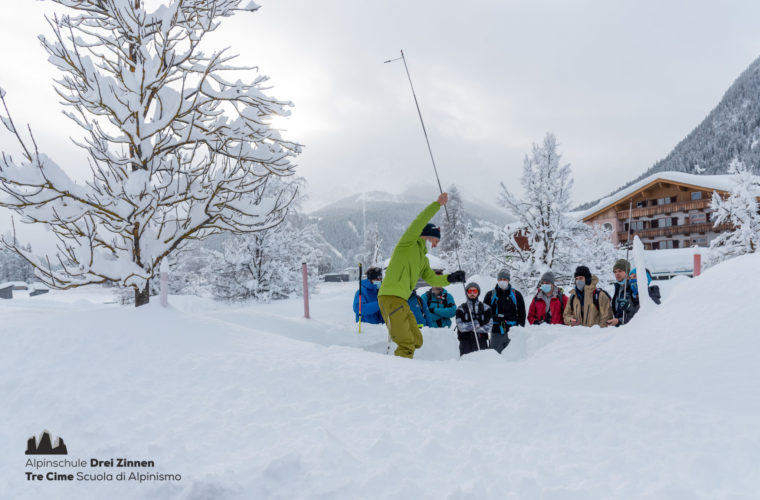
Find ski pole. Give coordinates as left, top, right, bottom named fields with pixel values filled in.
left=385, top=49, right=480, bottom=350
left=358, top=262, right=363, bottom=334
left=622, top=200, right=633, bottom=324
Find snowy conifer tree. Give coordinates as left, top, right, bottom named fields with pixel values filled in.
left=356, top=222, right=383, bottom=268
left=0, top=244, right=36, bottom=283
left=439, top=185, right=467, bottom=254
left=709, top=160, right=760, bottom=263
left=498, top=133, right=577, bottom=288
left=211, top=217, right=322, bottom=302
left=437, top=186, right=498, bottom=276
left=566, top=223, right=619, bottom=287
left=0, top=0, right=300, bottom=306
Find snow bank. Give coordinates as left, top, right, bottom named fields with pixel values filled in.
left=1, top=255, right=759, bottom=499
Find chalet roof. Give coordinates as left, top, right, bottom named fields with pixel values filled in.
left=571, top=171, right=737, bottom=221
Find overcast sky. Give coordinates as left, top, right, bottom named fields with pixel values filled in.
left=2, top=0, right=760, bottom=213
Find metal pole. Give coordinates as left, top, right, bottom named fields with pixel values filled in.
left=358, top=263, right=363, bottom=333
left=302, top=262, right=310, bottom=319
left=621, top=200, right=633, bottom=323
left=385, top=49, right=480, bottom=351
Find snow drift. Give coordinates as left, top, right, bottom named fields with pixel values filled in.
left=1, top=253, right=759, bottom=499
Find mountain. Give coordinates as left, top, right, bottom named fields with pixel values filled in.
left=577, top=54, right=760, bottom=210
left=305, top=187, right=512, bottom=272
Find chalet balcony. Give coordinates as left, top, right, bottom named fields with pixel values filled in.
left=618, top=222, right=730, bottom=242
left=616, top=198, right=712, bottom=220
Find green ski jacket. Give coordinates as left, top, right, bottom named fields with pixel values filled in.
left=378, top=202, right=451, bottom=299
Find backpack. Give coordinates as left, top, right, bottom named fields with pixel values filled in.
left=490, top=287, right=518, bottom=326
left=570, top=288, right=610, bottom=310
left=425, top=289, right=449, bottom=308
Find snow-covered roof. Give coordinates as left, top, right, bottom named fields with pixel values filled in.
left=572, top=171, right=736, bottom=221
left=643, top=248, right=700, bottom=274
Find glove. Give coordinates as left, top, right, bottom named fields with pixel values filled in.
left=447, top=270, right=465, bottom=283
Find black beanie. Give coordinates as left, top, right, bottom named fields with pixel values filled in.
left=366, top=267, right=383, bottom=281
left=574, top=265, right=592, bottom=285
left=420, top=223, right=441, bottom=239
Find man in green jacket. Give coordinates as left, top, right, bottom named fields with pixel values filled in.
left=378, top=192, right=466, bottom=358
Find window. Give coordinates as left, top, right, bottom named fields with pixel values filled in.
left=650, top=219, right=659, bottom=229
left=636, top=200, right=647, bottom=208
left=651, top=242, right=660, bottom=249
left=689, top=211, right=706, bottom=224
left=673, top=240, right=680, bottom=249
left=691, top=191, right=702, bottom=201
left=656, top=196, right=676, bottom=206
left=602, top=222, right=613, bottom=231
left=671, top=217, right=679, bottom=226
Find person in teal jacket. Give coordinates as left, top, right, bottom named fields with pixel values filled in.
left=353, top=267, right=384, bottom=324
left=378, top=193, right=466, bottom=358
left=422, top=285, right=456, bottom=328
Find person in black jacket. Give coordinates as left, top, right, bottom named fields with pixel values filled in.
left=482, top=269, right=526, bottom=353
left=607, top=259, right=661, bottom=327
left=455, top=282, right=493, bottom=356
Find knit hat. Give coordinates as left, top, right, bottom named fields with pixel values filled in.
left=574, top=265, right=592, bottom=285
left=497, top=269, right=511, bottom=280
left=366, top=267, right=382, bottom=281
left=613, top=259, right=631, bottom=274
left=465, top=282, right=481, bottom=297
left=420, top=223, right=441, bottom=239
left=540, top=271, right=555, bottom=284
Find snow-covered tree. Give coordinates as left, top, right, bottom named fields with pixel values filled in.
left=0, top=0, right=300, bottom=306
left=439, top=185, right=467, bottom=254
left=498, top=133, right=577, bottom=288
left=356, top=222, right=383, bottom=268
left=211, top=217, right=322, bottom=302
left=0, top=244, right=36, bottom=283
left=437, top=186, right=500, bottom=276
left=709, top=160, right=760, bottom=263
left=566, top=223, right=619, bottom=287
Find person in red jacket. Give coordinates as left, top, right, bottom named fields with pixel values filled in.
left=527, top=271, right=567, bottom=325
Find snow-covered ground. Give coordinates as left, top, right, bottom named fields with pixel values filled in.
left=2, top=255, right=759, bottom=499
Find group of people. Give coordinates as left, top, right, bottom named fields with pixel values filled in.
left=352, top=193, right=661, bottom=359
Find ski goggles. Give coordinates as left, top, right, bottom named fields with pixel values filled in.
left=466, top=288, right=479, bottom=294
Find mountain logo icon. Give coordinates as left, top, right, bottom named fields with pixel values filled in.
left=26, top=430, right=68, bottom=455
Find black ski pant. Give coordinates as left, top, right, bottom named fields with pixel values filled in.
left=459, top=333, right=489, bottom=356
left=490, top=331, right=511, bottom=354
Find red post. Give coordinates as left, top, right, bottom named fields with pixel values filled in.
left=159, top=259, right=169, bottom=307
left=693, top=247, right=701, bottom=277
left=302, top=262, right=310, bottom=319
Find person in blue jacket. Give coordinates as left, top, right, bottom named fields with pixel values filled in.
left=353, top=267, right=384, bottom=324
left=408, top=287, right=432, bottom=328
left=421, top=281, right=456, bottom=328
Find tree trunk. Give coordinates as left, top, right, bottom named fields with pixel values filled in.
left=134, top=282, right=150, bottom=307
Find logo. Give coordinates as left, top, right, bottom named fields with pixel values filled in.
left=26, top=430, right=68, bottom=455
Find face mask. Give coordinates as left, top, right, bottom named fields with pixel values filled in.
left=540, top=284, right=552, bottom=294
left=372, top=281, right=382, bottom=289
left=497, top=280, right=509, bottom=290
left=616, top=279, right=626, bottom=285
left=575, top=279, right=585, bottom=291
left=425, top=240, right=433, bottom=252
